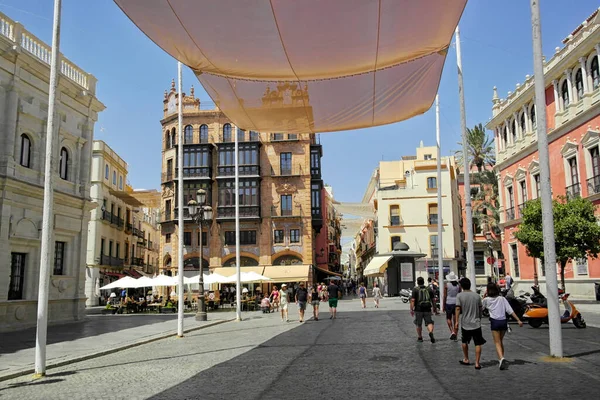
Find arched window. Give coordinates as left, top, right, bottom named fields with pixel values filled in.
left=59, top=147, right=69, bottom=180
left=112, top=171, right=117, bottom=185
left=171, top=128, right=176, bottom=148
left=184, top=125, right=193, bottom=144
left=105, top=164, right=109, bottom=179
left=20, top=134, right=31, bottom=168
left=223, top=123, right=232, bottom=142
left=530, top=104, right=536, bottom=130
left=520, top=112, right=526, bottom=134
left=165, top=130, right=171, bottom=149
left=502, top=125, right=508, bottom=148
left=575, top=69, right=584, bottom=100
left=561, top=80, right=570, bottom=108
left=592, top=56, right=600, bottom=89
left=511, top=119, right=517, bottom=142
left=238, top=128, right=246, bottom=142
left=249, top=130, right=259, bottom=141
left=119, top=175, right=123, bottom=190
left=200, top=124, right=208, bottom=143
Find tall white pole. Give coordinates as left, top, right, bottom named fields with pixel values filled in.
left=455, top=26, right=475, bottom=284
left=176, top=61, right=185, bottom=337
left=530, top=0, right=562, bottom=357
left=436, top=95, right=445, bottom=311
left=235, top=127, right=242, bottom=321
left=34, top=0, right=62, bottom=377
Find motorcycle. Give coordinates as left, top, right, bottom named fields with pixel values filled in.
left=522, top=292, right=586, bottom=328
left=399, top=288, right=411, bottom=303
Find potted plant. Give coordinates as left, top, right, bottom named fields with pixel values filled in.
left=160, top=301, right=176, bottom=313
left=101, top=303, right=118, bottom=315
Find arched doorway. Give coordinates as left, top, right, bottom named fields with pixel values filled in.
left=223, top=256, right=259, bottom=267
left=183, top=257, right=209, bottom=270
left=272, top=254, right=303, bottom=266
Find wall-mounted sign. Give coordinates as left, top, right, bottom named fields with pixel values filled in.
left=400, top=263, right=413, bottom=282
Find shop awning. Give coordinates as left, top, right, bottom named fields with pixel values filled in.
left=315, top=266, right=342, bottom=277
left=262, top=265, right=311, bottom=283
left=211, top=266, right=266, bottom=277
left=114, top=0, right=467, bottom=134
left=103, top=272, right=125, bottom=279
left=364, top=256, right=393, bottom=276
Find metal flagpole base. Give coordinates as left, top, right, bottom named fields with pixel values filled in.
left=195, top=311, right=207, bottom=321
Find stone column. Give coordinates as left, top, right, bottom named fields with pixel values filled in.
left=4, top=83, right=20, bottom=171
left=579, top=57, right=589, bottom=95
left=553, top=80, right=561, bottom=112
left=74, top=139, right=83, bottom=196
left=565, top=69, right=574, bottom=106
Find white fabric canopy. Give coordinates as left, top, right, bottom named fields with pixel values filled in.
left=151, top=274, right=178, bottom=286
left=100, top=276, right=139, bottom=290
left=184, top=273, right=229, bottom=285
left=133, top=276, right=155, bottom=288
left=114, top=0, right=467, bottom=133
left=364, top=256, right=393, bottom=276
left=334, top=202, right=375, bottom=218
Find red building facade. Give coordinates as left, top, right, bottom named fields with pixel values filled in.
left=488, top=10, right=600, bottom=299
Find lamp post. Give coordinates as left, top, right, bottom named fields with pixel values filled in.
left=188, top=188, right=213, bottom=321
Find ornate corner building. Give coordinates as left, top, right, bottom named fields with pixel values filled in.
left=159, top=81, right=327, bottom=283
left=0, top=12, right=105, bottom=331
left=487, top=9, right=600, bottom=298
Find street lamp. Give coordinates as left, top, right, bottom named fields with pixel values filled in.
left=187, top=188, right=213, bottom=321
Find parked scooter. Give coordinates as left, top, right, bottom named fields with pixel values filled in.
left=522, top=292, right=586, bottom=328
left=399, top=288, right=411, bottom=303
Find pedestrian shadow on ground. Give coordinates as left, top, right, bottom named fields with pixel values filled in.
left=567, top=348, right=600, bottom=358
left=478, top=359, right=535, bottom=369
left=0, top=378, right=65, bottom=392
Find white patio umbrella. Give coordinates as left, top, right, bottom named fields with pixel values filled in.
left=134, top=276, right=155, bottom=288
left=242, top=271, right=272, bottom=282
left=99, top=276, right=138, bottom=290
left=151, top=274, right=178, bottom=287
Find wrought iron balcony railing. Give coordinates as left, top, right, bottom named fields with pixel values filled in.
left=505, top=207, right=515, bottom=221
left=587, top=175, right=600, bottom=195
left=566, top=183, right=581, bottom=199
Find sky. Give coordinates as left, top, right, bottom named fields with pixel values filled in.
left=1, top=0, right=599, bottom=203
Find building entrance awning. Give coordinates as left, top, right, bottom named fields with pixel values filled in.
left=262, top=265, right=311, bottom=283
left=315, top=266, right=342, bottom=277
left=211, top=267, right=265, bottom=277
left=364, top=256, right=393, bottom=276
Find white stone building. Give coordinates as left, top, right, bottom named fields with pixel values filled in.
left=0, top=12, right=104, bottom=331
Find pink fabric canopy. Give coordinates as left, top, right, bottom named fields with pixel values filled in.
left=115, top=0, right=467, bottom=133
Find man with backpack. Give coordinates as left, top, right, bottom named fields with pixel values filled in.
left=410, top=276, right=437, bottom=343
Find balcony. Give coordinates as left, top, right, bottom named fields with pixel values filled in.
left=271, top=206, right=302, bottom=218
left=174, top=207, right=193, bottom=221
left=125, top=222, right=133, bottom=233
left=588, top=175, right=600, bottom=195
left=161, top=172, right=174, bottom=183
left=131, top=257, right=145, bottom=267
left=271, top=164, right=303, bottom=177
left=217, top=206, right=260, bottom=219
left=217, top=165, right=260, bottom=177
left=101, top=210, right=113, bottom=223
left=566, top=183, right=581, bottom=199
left=271, top=133, right=299, bottom=142
left=389, top=216, right=403, bottom=227
left=428, top=214, right=438, bottom=225
left=218, top=132, right=260, bottom=143
left=100, top=254, right=124, bottom=267
left=177, top=166, right=212, bottom=179
left=505, top=207, right=515, bottom=221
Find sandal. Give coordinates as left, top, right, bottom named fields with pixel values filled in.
left=475, top=365, right=482, bottom=370
left=459, top=360, right=471, bottom=366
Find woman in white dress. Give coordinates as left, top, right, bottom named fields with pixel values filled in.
left=372, top=282, right=382, bottom=308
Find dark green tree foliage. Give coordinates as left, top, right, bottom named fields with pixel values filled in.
left=515, top=196, right=600, bottom=289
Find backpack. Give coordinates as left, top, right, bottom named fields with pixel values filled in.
left=417, top=287, right=432, bottom=311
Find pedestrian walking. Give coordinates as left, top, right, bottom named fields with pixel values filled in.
left=309, top=284, right=320, bottom=320
left=410, top=277, right=437, bottom=343
left=295, top=282, right=308, bottom=323
left=279, top=284, right=290, bottom=322
left=454, top=278, right=485, bottom=370
left=482, top=283, right=523, bottom=370
left=327, top=280, right=340, bottom=319
left=270, top=285, right=280, bottom=312
left=372, top=282, right=382, bottom=308
left=359, top=282, right=368, bottom=308
left=504, top=272, right=514, bottom=291
left=444, top=272, right=462, bottom=341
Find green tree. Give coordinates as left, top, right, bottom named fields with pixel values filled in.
left=515, top=196, right=600, bottom=290
left=455, top=123, right=496, bottom=174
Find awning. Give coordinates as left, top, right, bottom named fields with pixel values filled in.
left=114, top=0, right=467, bottom=134
left=108, top=189, right=145, bottom=207
left=364, top=256, right=393, bottom=276
left=103, top=272, right=125, bottom=279
left=315, top=266, right=342, bottom=277
left=211, top=266, right=266, bottom=277
left=262, top=265, right=311, bottom=283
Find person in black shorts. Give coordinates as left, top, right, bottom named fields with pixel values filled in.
left=455, top=278, right=486, bottom=370
left=411, top=277, right=437, bottom=343
left=295, top=282, right=308, bottom=323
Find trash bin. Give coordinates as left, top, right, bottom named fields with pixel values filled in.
left=595, top=282, right=600, bottom=301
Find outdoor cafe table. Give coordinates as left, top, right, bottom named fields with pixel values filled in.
left=147, top=303, right=162, bottom=312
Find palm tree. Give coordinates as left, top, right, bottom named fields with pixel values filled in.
left=455, top=123, right=496, bottom=174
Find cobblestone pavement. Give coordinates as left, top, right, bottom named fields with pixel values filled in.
left=0, top=312, right=233, bottom=380
left=1, top=299, right=599, bottom=399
